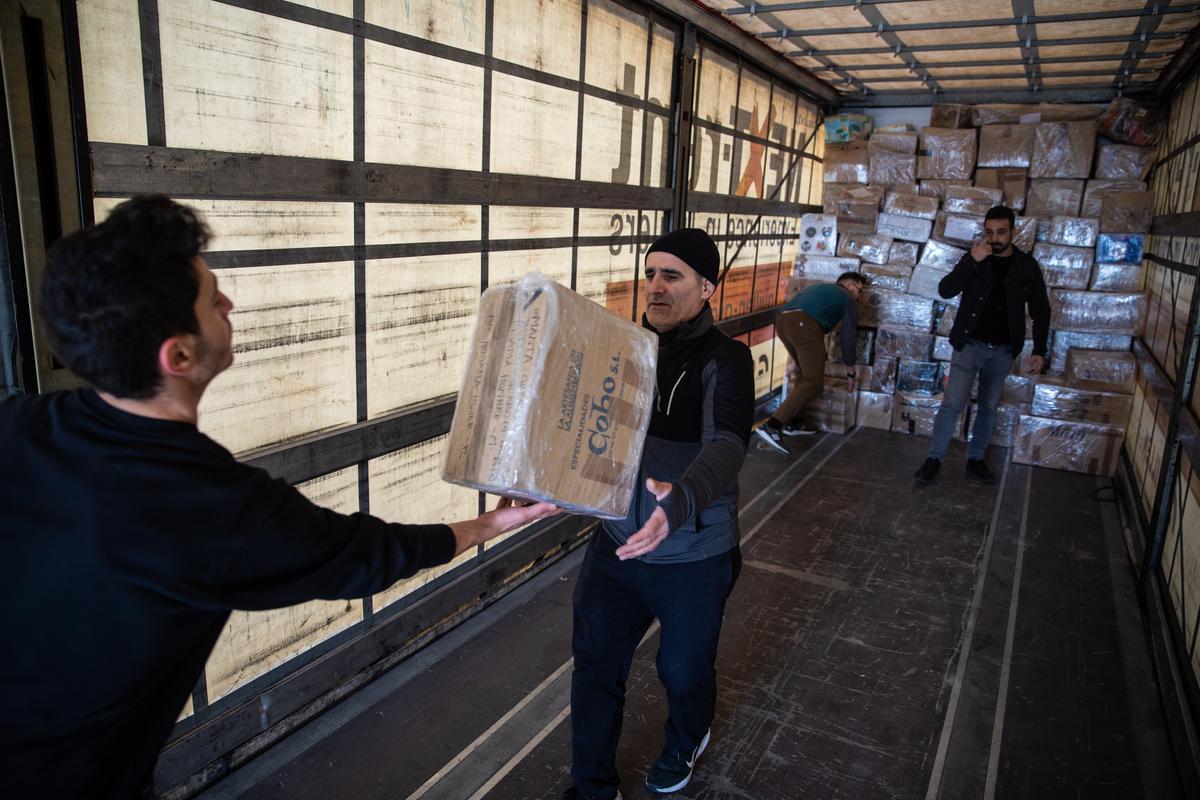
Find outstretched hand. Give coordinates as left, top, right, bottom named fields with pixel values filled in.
left=449, top=498, right=561, bottom=556
left=615, top=478, right=674, bottom=561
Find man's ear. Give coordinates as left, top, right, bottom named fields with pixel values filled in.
left=701, top=279, right=716, bottom=300
left=157, top=335, right=196, bottom=378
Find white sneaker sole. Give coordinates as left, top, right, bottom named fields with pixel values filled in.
left=646, top=729, right=711, bottom=794
left=753, top=427, right=789, bottom=455
left=781, top=428, right=818, bottom=437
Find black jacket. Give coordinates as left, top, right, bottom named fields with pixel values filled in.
left=938, top=246, right=1051, bottom=357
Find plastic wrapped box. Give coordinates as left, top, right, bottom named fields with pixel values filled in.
left=1051, top=290, right=1147, bottom=335
left=897, top=360, right=943, bottom=395
left=1033, top=243, right=1093, bottom=289
left=935, top=301, right=957, bottom=336
left=825, top=113, right=872, bottom=143
left=935, top=214, right=985, bottom=247
left=931, top=104, right=973, bottom=129
left=918, top=128, right=977, bottom=180
left=800, top=379, right=858, bottom=434
left=1003, top=375, right=1036, bottom=404
left=876, top=213, right=933, bottom=243
left=856, top=391, right=895, bottom=431
left=861, top=262, right=912, bottom=292
left=859, top=288, right=935, bottom=332
left=975, top=168, right=1029, bottom=212
left=1096, top=233, right=1145, bottom=264
left=1065, top=349, right=1137, bottom=395
left=988, top=402, right=1022, bottom=447
left=828, top=328, right=875, bottom=366
left=869, top=144, right=917, bottom=184
left=1031, top=382, right=1133, bottom=425
left=892, top=392, right=967, bottom=439
left=973, top=103, right=1101, bottom=126
left=838, top=232, right=893, bottom=265
left=888, top=241, right=920, bottom=267
left=824, top=142, right=870, bottom=183
left=1098, top=97, right=1165, bottom=147
left=919, top=179, right=972, bottom=200
left=933, top=335, right=954, bottom=362
left=1029, top=121, right=1096, bottom=179
left=1095, top=144, right=1156, bottom=180
left=883, top=190, right=939, bottom=220
left=444, top=272, right=657, bottom=518
left=1047, top=217, right=1100, bottom=248
left=918, top=239, right=967, bottom=271
left=793, top=255, right=861, bottom=283
left=868, top=357, right=899, bottom=394
left=876, top=327, right=934, bottom=361
left=1090, top=262, right=1144, bottom=292
left=1013, top=217, right=1038, bottom=251
left=829, top=184, right=884, bottom=233
left=1100, top=191, right=1154, bottom=234
left=1013, top=415, right=1124, bottom=476
left=871, top=131, right=919, bottom=154
left=978, top=124, right=1036, bottom=168
left=944, top=185, right=1004, bottom=216
left=908, top=265, right=955, bottom=304
left=1081, top=179, right=1147, bottom=217
left=1026, top=180, right=1084, bottom=218
left=797, top=213, right=838, bottom=256
left=1051, top=331, right=1133, bottom=373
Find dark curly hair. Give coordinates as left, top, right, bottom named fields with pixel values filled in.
left=39, top=195, right=211, bottom=398
left=984, top=205, right=1016, bottom=227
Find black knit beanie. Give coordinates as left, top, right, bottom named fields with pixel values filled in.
left=645, top=228, right=721, bottom=285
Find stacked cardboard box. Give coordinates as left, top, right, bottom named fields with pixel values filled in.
left=796, top=104, right=1150, bottom=472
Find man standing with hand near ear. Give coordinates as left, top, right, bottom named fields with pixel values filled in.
left=561, top=228, right=754, bottom=800
left=914, top=205, right=1051, bottom=486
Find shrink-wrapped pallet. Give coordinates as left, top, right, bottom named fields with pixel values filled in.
left=975, top=168, right=1029, bottom=212
left=800, top=379, right=858, bottom=434
left=1065, top=349, right=1137, bottom=395
left=1026, top=179, right=1084, bottom=218
left=892, top=392, right=966, bottom=439
left=1051, top=331, right=1133, bottom=373
left=1050, top=290, right=1146, bottom=335
left=1013, top=415, right=1124, bottom=476
left=876, top=213, right=933, bottom=243
left=1090, top=262, right=1144, bottom=292
left=856, top=391, right=895, bottom=430
left=859, top=288, right=935, bottom=332
left=824, top=142, right=870, bottom=183
left=944, top=185, right=1004, bottom=216
left=1031, top=382, right=1133, bottom=425
left=444, top=273, right=657, bottom=518
left=883, top=190, right=939, bottom=220
left=978, top=124, right=1036, bottom=168
left=1029, top=121, right=1096, bottom=179
left=931, top=104, right=973, bottom=129
left=1047, top=217, right=1100, bottom=248
left=1081, top=179, right=1146, bottom=217
left=1100, top=191, right=1154, bottom=234
left=888, top=241, right=921, bottom=268
left=1095, top=144, right=1155, bottom=180
left=1033, top=243, right=1093, bottom=290
left=1096, top=233, right=1145, bottom=264
left=1013, top=216, right=1038, bottom=251
left=861, top=262, right=912, bottom=292
left=876, top=327, right=934, bottom=361
left=918, top=128, right=977, bottom=180
left=838, top=232, right=893, bottom=265
left=869, top=144, right=917, bottom=184
left=918, top=239, right=966, bottom=271
left=934, top=213, right=984, bottom=247
left=908, top=265, right=954, bottom=304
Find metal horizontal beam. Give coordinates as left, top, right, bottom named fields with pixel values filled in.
left=726, top=0, right=939, bottom=12
left=757, top=5, right=1197, bottom=39
left=840, top=68, right=1155, bottom=83
left=813, top=53, right=1173, bottom=72
left=788, top=32, right=1183, bottom=57
left=1151, top=212, right=1200, bottom=238
left=839, top=85, right=1152, bottom=107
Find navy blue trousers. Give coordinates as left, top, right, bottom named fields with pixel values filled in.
left=569, top=529, right=740, bottom=797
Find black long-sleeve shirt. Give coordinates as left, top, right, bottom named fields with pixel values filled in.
left=0, top=389, right=456, bottom=799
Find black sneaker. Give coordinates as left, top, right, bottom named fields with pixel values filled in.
left=914, top=457, right=941, bottom=485
left=645, top=729, right=710, bottom=794
left=966, top=458, right=995, bottom=484
left=754, top=425, right=791, bottom=455
left=559, top=787, right=622, bottom=800
left=781, top=421, right=818, bottom=436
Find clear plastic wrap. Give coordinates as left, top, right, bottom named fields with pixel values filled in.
left=1098, top=97, right=1165, bottom=147
left=918, top=239, right=967, bottom=271
left=975, top=168, right=1029, bottom=212
left=824, top=142, right=870, bottom=183
left=856, top=390, right=895, bottom=431
left=918, top=179, right=971, bottom=200
left=1013, top=415, right=1124, bottom=476
left=972, top=103, right=1102, bottom=126
left=793, top=254, right=861, bottom=283
left=875, top=327, right=934, bottom=361
left=978, top=124, right=1036, bottom=168
left=877, top=182, right=921, bottom=198
left=892, top=392, right=967, bottom=439
left=1046, top=217, right=1099, bottom=248
left=1100, top=191, right=1154, bottom=234
left=931, top=104, right=973, bottom=129
left=1051, top=331, right=1133, bottom=373
left=797, top=213, right=837, bottom=256
left=837, top=232, right=893, bottom=265
left=1050, top=289, right=1147, bottom=335
left=868, top=357, right=899, bottom=394
left=1065, top=349, right=1137, bottom=395
left=1033, top=243, right=1093, bottom=289
left=876, top=213, right=933, bottom=243
left=1090, top=262, right=1144, bottom=292
left=944, top=185, right=1004, bottom=216
left=828, top=328, right=875, bottom=366
left=861, top=262, right=912, bottom=292
left=1013, top=216, right=1038, bottom=251
left=859, top=288, right=935, bottom=332
left=897, top=360, right=943, bottom=395
left=800, top=379, right=858, bottom=434
left=830, top=184, right=884, bottom=232
left=1095, top=144, right=1156, bottom=180
left=1002, top=374, right=1035, bottom=404
left=444, top=272, right=658, bottom=518
left=1025, top=179, right=1084, bottom=218
left=918, top=128, right=977, bottom=180
left=908, top=265, right=955, bottom=305
left=1029, top=121, right=1096, bottom=179
left=935, top=301, right=957, bottom=336
left=883, top=190, right=939, bottom=220
left=933, top=335, right=953, bottom=362
left=934, top=213, right=984, bottom=247
left=825, top=113, right=872, bottom=143
left=869, top=144, right=917, bottom=184
left=988, top=402, right=1022, bottom=447
left=1080, top=179, right=1146, bottom=217
left=888, top=241, right=920, bottom=267
left=1095, top=233, right=1145, bottom=264
left=1031, top=382, right=1133, bottom=425
left=871, top=131, right=918, bottom=154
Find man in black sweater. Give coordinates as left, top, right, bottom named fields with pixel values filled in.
left=0, top=196, right=557, bottom=799
left=914, top=205, right=1051, bottom=485
left=561, top=229, right=754, bottom=800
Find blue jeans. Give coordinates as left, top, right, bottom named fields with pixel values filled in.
left=929, top=339, right=1014, bottom=461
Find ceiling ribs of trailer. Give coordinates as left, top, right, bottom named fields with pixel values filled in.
left=701, top=0, right=1200, bottom=106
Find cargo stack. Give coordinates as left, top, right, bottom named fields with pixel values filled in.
left=791, top=98, right=1157, bottom=476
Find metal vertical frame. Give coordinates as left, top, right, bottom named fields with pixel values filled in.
left=669, top=21, right=697, bottom=232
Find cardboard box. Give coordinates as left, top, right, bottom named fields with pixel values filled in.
left=1031, top=382, right=1133, bottom=425
left=1090, top=262, right=1144, bottom=292
left=444, top=273, right=657, bottom=518
left=1002, top=374, right=1036, bottom=404
left=826, top=184, right=884, bottom=231
left=869, top=145, right=917, bottom=184
left=892, top=392, right=966, bottom=440
left=828, top=328, right=876, bottom=366
left=876, top=213, right=933, bottom=243
left=883, top=190, right=939, bottom=220
left=876, top=327, right=935, bottom=361
left=935, top=213, right=985, bottom=247
left=978, top=124, right=1036, bottom=168
left=824, top=142, right=870, bottom=183
left=793, top=255, right=861, bottom=283
left=973, top=103, right=1101, bottom=126
left=838, top=232, right=893, bottom=265
left=988, top=402, right=1022, bottom=447
left=859, top=288, right=935, bottom=332
left=918, top=128, right=977, bottom=180
left=1051, top=290, right=1147, bottom=335
left=1065, top=349, right=1137, bottom=395
left=1096, top=233, right=1145, bottom=264
left=825, top=113, right=871, bottom=143
left=856, top=391, right=895, bottom=430
left=1013, top=216, right=1038, bottom=251
left=888, top=241, right=921, bottom=268
left=1095, top=144, right=1155, bottom=180
left=908, top=265, right=954, bottom=304
left=1100, top=191, right=1154, bottom=234
left=1047, top=217, right=1099, bottom=248
left=897, top=360, right=943, bottom=394
left=930, top=104, right=973, bottom=129
left=1029, top=121, right=1096, bottom=179
left=935, top=301, right=958, bottom=336
left=1013, top=415, right=1124, bottom=476
left=919, top=179, right=972, bottom=200
left=861, top=262, right=912, bottom=292
left=933, top=335, right=954, bottom=362
left=1033, top=243, right=1093, bottom=289
left=1051, top=331, right=1133, bottom=373
left=1081, top=179, right=1147, bottom=217
left=1026, top=179, right=1084, bottom=218
left=796, top=213, right=838, bottom=257
left=944, top=185, right=1004, bottom=216
left=871, top=131, right=919, bottom=154
left=975, top=168, right=1029, bottom=212
left=800, top=380, right=858, bottom=434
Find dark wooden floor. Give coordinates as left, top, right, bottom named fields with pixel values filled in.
left=197, top=428, right=1181, bottom=800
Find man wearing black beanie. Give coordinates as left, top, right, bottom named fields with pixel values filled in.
left=561, top=228, right=755, bottom=800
